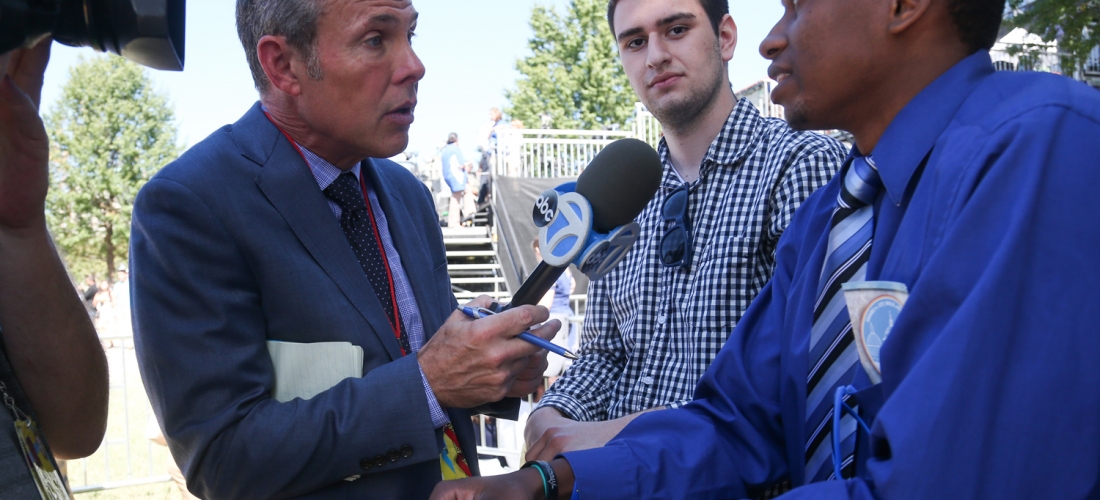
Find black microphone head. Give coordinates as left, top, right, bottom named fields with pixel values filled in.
left=575, top=138, right=662, bottom=233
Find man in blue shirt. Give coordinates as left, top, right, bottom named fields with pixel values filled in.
left=441, top=133, right=474, bottom=227
left=432, top=0, right=1100, bottom=497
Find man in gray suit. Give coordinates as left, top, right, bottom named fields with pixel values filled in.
left=130, top=0, right=557, bottom=498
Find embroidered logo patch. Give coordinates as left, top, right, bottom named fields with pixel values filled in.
left=842, top=281, right=909, bottom=385
left=859, top=295, right=903, bottom=370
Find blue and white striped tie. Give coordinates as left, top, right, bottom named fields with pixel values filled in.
left=804, top=155, right=882, bottom=482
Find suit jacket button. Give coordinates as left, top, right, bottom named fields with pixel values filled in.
left=359, top=459, right=373, bottom=470
left=387, top=449, right=400, bottom=462
left=400, top=445, right=414, bottom=458
left=374, top=455, right=387, bottom=468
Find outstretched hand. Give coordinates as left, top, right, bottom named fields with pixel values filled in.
left=429, top=473, right=541, bottom=500
left=523, top=407, right=638, bottom=462
left=431, top=458, right=576, bottom=500
left=0, top=39, right=52, bottom=231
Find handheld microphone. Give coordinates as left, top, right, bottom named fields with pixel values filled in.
left=505, top=138, right=662, bottom=309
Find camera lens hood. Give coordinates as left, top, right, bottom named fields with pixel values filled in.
left=54, top=0, right=186, bottom=71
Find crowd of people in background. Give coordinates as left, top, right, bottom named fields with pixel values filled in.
left=436, top=107, right=529, bottom=227
left=439, top=132, right=477, bottom=227
left=78, top=269, right=132, bottom=343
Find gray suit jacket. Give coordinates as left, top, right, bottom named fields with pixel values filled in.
left=131, top=103, right=515, bottom=499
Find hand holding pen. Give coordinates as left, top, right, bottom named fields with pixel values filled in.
left=417, top=296, right=559, bottom=407
left=460, top=306, right=579, bottom=360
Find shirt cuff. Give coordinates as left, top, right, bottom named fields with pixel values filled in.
left=665, top=399, right=692, bottom=410
left=561, top=446, right=640, bottom=500
left=536, top=392, right=593, bottom=422
left=419, top=363, right=449, bottom=428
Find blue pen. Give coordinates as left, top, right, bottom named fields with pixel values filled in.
left=459, top=306, right=579, bottom=360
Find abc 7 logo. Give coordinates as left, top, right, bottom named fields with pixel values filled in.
left=538, top=193, right=592, bottom=267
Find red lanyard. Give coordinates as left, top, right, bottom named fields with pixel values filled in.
left=264, top=112, right=406, bottom=355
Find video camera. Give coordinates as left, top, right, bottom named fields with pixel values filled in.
left=0, top=0, right=185, bottom=71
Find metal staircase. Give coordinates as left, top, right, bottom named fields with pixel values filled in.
left=443, top=224, right=509, bottom=302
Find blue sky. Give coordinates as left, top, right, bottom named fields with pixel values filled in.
left=40, top=0, right=783, bottom=161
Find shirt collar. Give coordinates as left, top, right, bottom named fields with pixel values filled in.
left=657, top=96, right=762, bottom=188
left=298, top=145, right=361, bottom=192
left=259, top=103, right=363, bottom=191
left=872, top=51, right=994, bottom=204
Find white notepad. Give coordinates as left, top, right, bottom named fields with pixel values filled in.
left=266, top=341, right=364, bottom=402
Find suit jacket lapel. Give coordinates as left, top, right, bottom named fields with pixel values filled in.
left=245, top=110, right=405, bottom=360
left=362, top=160, right=448, bottom=340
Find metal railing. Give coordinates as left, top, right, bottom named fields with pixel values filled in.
left=65, top=335, right=173, bottom=495
left=989, top=44, right=1065, bottom=74
left=493, top=128, right=634, bottom=178
left=988, top=39, right=1100, bottom=83
left=632, top=103, right=663, bottom=150
left=485, top=103, right=669, bottom=180
left=735, top=79, right=785, bottom=120
left=1085, top=46, right=1100, bottom=76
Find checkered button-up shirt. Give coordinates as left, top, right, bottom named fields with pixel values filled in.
left=538, top=98, right=846, bottom=421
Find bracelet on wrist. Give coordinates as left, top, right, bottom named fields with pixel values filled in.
left=522, top=460, right=559, bottom=500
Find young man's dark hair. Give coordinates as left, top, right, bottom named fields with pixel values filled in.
left=606, top=0, right=729, bottom=36
left=948, top=0, right=1007, bottom=52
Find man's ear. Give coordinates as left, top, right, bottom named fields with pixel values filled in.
left=719, top=14, right=738, bottom=62
left=888, top=0, right=933, bottom=35
left=257, top=35, right=301, bottom=97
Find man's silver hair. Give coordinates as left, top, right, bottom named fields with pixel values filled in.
left=236, top=0, right=326, bottom=93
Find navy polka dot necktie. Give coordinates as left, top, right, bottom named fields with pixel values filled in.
left=324, top=173, right=410, bottom=355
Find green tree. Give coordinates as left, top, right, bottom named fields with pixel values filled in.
left=45, top=56, right=180, bottom=282
left=1005, top=0, right=1100, bottom=77
left=506, top=0, right=636, bottom=130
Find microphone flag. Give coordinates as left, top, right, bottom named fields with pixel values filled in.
left=535, top=182, right=641, bottom=281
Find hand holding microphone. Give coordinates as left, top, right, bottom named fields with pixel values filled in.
left=507, top=138, right=663, bottom=309
left=421, top=139, right=661, bottom=406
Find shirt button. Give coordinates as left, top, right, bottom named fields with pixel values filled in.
left=656, top=313, right=667, bottom=325
left=641, top=376, right=654, bottom=385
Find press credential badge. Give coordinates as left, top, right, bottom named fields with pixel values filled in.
left=2, top=381, right=69, bottom=499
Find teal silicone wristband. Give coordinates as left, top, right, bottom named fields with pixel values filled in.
left=523, top=460, right=560, bottom=499
left=523, top=461, right=550, bottom=499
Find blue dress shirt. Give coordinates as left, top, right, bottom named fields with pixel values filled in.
left=564, top=51, right=1100, bottom=499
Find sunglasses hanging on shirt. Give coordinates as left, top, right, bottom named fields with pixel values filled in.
left=659, top=184, right=694, bottom=269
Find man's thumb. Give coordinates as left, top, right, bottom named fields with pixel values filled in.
left=529, top=319, right=561, bottom=341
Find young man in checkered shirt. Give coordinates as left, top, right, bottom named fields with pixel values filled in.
left=523, top=0, right=847, bottom=461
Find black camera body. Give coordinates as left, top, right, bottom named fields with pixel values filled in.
left=0, top=0, right=185, bottom=71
